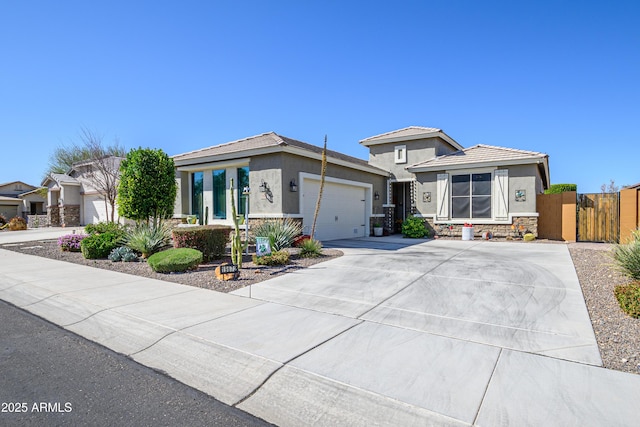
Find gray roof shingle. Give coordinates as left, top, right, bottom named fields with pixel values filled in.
left=408, top=144, right=548, bottom=171
left=172, top=132, right=383, bottom=172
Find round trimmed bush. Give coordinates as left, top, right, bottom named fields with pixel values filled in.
left=147, top=248, right=203, bottom=273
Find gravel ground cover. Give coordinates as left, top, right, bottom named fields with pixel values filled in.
left=569, top=243, right=640, bottom=375
left=0, top=239, right=342, bottom=294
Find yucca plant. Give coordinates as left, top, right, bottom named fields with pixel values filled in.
left=612, top=229, right=640, bottom=280
left=252, top=218, right=302, bottom=252
left=299, top=238, right=323, bottom=258
left=124, top=223, right=172, bottom=258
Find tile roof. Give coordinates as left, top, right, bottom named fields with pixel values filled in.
left=408, top=144, right=548, bottom=171
left=359, top=126, right=443, bottom=144
left=172, top=132, right=381, bottom=171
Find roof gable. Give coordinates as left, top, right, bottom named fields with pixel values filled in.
left=359, top=126, right=464, bottom=151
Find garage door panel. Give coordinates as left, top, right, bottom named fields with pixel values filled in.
left=303, top=180, right=366, bottom=241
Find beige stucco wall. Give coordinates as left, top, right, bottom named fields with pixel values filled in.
left=415, top=172, right=438, bottom=215
left=368, top=137, right=440, bottom=180
left=507, top=165, right=540, bottom=213
left=413, top=165, right=541, bottom=219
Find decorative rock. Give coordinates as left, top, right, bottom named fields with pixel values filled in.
left=215, top=263, right=240, bottom=281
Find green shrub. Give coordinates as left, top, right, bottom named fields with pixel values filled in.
left=125, top=223, right=172, bottom=258
left=252, top=250, right=290, bottom=266
left=299, top=238, right=323, bottom=258
left=85, top=222, right=127, bottom=237
left=172, top=225, right=232, bottom=260
left=614, top=282, right=640, bottom=318
left=544, top=184, right=577, bottom=194
left=401, top=216, right=429, bottom=238
left=147, top=248, right=203, bottom=273
left=108, top=246, right=139, bottom=262
left=8, top=217, right=27, bottom=231
left=252, top=218, right=302, bottom=251
left=80, top=232, right=122, bottom=259
left=612, top=230, right=640, bottom=280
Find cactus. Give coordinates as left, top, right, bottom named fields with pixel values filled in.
left=229, top=178, right=243, bottom=268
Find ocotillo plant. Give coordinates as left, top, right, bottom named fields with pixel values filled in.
left=229, top=178, right=243, bottom=268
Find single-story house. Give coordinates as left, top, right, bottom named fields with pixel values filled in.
left=0, top=181, right=47, bottom=223
left=172, top=132, right=389, bottom=241
left=172, top=126, right=550, bottom=240
left=42, top=156, right=124, bottom=227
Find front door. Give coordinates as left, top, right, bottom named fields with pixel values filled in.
left=392, top=182, right=412, bottom=233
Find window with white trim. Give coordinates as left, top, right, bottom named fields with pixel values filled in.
left=394, top=145, right=407, bottom=164
left=451, top=173, right=492, bottom=219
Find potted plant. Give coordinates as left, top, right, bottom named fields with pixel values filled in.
left=373, top=221, right=384, bottom=237
left=462, top=222, right=474, bottom=240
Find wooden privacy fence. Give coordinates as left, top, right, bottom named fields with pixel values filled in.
left=537, top=191, right=577, bottom=241
left=577, top=193, right=619, bottom=243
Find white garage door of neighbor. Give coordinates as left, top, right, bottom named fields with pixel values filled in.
left=0, top=204, right=19, bottom=220
left=302, top=179, right=367, bottom=241
left=83, top=196, right=108, bottom=225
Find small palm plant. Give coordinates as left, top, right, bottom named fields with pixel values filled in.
left=124, top=223, right=172, bottom=258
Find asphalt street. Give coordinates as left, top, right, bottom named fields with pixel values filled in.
left=0, top=299, right=271, bottom=427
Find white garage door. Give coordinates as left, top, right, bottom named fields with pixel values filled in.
left=0, top=204, right=19, bottom=221
left=83, top=196, right=108, bottom=225
left=302, top=179, right=367, bottom=241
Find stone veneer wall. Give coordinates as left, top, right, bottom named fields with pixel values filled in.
left=27, top=215, right=50, bottom=228
left=59, top=205, right=80, bottom=227
left=47, top=205, right=60, bottom=227
left=423, top=216, right=539, bottom=238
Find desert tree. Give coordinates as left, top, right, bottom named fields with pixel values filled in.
left=46, top=128, right=127, bottom=222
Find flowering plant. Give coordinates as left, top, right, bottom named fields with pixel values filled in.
left=57, top=234, right=89, bottom=252
left=464, top=222, right=473, bottom=227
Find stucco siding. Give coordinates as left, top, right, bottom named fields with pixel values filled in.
left=279, top=153, right=386, bottom=215
left=415, top=172, right=438, bottom=215
left=368, top=137, right=440, bottom=180
left=248, top=154, right=284, bottom=215
left=506, top=165, right=538, bottom=213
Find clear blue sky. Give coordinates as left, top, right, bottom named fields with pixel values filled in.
left=1, top=1, right=638, bottom=192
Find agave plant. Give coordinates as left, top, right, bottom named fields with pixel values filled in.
left=124, top=223, right=172, bottom=258
left=252, top=218, right=302, bottom=252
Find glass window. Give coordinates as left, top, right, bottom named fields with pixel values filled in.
left=451, top=173, right=492, bottom=219
left=191, top=172, right=203, bottom=223
left=237, top=167, right=249, bottom=216
left=213, top=169, right=226, bottom=219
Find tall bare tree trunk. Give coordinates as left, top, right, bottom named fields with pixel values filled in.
left=310, top=135, right=327, bottom=239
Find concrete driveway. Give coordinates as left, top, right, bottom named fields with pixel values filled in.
left=232, top=237, right=601, bottom=365
left=3, top=235, right=640, bottom=426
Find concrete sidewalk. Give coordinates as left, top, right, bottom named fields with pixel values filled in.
left=1, top=238, right=640, bottom=426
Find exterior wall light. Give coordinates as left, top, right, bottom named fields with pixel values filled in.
left=374, top=191, right=380, bottom=200
left=290, top=179, right=298, bottom=192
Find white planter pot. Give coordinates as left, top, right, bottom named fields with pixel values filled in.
left=373, top=227, right=383, bottom=237
left=462, top=226, right=474, bottom=241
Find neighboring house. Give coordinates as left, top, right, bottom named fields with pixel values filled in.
left=42, top=156, right=123, bottom=227
left=0, top=181, right=47, bottom=223
left=172, top=132, right=389, bottom=241
left=172, top=126, right=550, bottom=240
